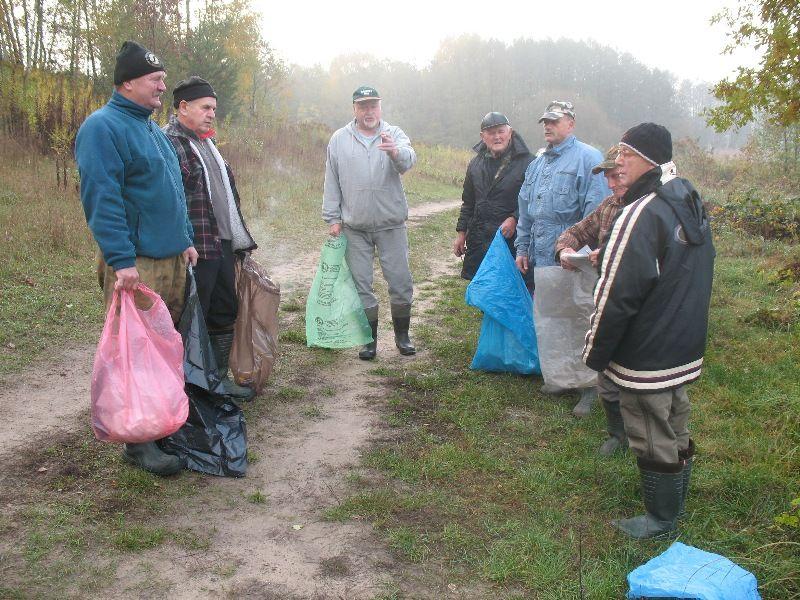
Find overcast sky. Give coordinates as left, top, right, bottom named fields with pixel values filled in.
left=256, top=0, right=758, bottom=84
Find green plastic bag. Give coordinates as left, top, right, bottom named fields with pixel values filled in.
left=306, top=236, right=373, bottom=348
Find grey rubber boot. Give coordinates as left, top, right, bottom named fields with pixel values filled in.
left=572, top=387, right=596, bottom=418
left=598, top=398, right=628, bottom=456
left=123, top=442, right=185, bottom=476
left=612, top=457, right=683, bottom=539
left=359, top=319, right=379, bottom=360
left=209, top=331, right=255, bottom=400
left=678, top=440, right=695, bottom=519
left=392, top=317, right=416, bottom=355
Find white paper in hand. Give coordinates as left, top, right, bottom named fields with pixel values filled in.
left=561, top=245, right=597, bottom=276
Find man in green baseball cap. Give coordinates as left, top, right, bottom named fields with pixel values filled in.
left=322, top=86, right=418, bottom=360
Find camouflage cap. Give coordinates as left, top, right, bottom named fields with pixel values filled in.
left=591, top=145, right=621, bottom=174
left=538, top=100, right=575, bottom=123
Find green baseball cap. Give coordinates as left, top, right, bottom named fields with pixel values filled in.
left=592, top=145, right=621, bottom=174
left=352, top=85, right=381, bottom=103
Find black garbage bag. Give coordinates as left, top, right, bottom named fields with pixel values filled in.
left=160, top=384, right=247, bottom=477
left=160, top=267, right=248, bottom=477
left=179, top=268, right=226, bottom=396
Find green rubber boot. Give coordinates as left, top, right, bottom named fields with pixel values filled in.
left=123, top=442, right=185, bottom=476
left=572, top=387, right=596, bottom=418
left=612, top=457, right=683, bottom=539
left=392, top=316, right=416, bottom=356
left=358, top=319, right=379, bottom=360
left=598, top=398, right=628, bottom=456
left=209, top=331, right=255, bottom=400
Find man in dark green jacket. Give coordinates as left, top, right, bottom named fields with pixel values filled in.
left=76, top=40, right=198, bottom=476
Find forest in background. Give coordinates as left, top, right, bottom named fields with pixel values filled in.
left=0, top=0, right=750, bottom=153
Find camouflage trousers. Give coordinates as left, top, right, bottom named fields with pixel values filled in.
left=100, top=253, right=187, bottom=324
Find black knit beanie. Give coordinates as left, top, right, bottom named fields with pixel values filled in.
left=620, top=122, right=672, bottom=165
left=172, top=76, right=217, bottom=108
left=113, top=41, right=164, bottom=85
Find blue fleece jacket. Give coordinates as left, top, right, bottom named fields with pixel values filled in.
left=75, top=92, right=193, bottom=270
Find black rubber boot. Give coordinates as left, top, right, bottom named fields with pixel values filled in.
left=392, top=317, right=416, bottom=356
left=611, top=457, right=683, bottom=539
left=123, top=442, right=185, bottom=476
left=359, top=319, right=378, bottom=360
left=678, top=440, right=695, bottom=519
left=572, top=387, right=596, bottom=418
left=598, top=398, right=628, bottom=456
left=209, top=331, right=255, bottom=400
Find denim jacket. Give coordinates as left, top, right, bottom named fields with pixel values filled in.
left=515, top=135, right=608, bottom=266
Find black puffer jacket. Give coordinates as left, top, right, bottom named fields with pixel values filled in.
left=582, top=164, right=715, bottom=392
left=456, top=132, right=533, bottom=279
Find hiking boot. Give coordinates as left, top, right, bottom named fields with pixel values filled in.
left=123, top=442, right=185, bottom=476
left=209, top=331, right=255, bottom=400
left=612, top=457, right=683, bottom=539
left=392, top=316, right=416, bottom=356
left=598, top=398, right=628, bottom=456
left=359, top=319, right=379, bottom=360
left=572, top=387, right=596, bottom=418
left=678, top=440, right=695, bottom=519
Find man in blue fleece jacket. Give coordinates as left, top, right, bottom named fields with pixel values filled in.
left=75, top=41, right=198, bottom=476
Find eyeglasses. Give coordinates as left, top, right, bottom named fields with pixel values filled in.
left=617, top=147, right=637, bottom=159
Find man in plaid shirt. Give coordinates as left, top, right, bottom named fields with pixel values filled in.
left=555, top=146, right=629, bottom=455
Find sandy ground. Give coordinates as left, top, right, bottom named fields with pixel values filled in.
left=0, top=199, right=464, bottom=598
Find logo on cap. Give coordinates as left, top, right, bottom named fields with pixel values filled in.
left=145, top=52, right=161, bottom=67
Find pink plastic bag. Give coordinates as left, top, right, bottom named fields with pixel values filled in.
left=91, top=284, right=188, bottom=443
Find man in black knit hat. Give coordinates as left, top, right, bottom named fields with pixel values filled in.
left=583, top=122, right=715, bottom=538
left=76, top=41, right=198, bottom=476
left=163, top=76, right=258, bottom=399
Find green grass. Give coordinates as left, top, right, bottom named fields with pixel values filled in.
left=326, top=222, right=800, bottom=598
left=0, top=147, right=103, bottom=377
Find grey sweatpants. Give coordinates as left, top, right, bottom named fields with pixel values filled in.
left=618, top=385, right=691, bottom=464
left=343, top=225, right=413, bottom=318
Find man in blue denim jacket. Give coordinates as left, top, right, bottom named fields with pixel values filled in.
left=515, top=101, right=609, bottom=416
left=515, top=101, right=608, bottom=271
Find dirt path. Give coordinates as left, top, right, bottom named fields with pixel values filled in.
left=0, top=199, right=460, bottom=458
left=1, top=199, right=463, bottom=597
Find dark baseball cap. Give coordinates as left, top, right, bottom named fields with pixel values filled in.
left=480, top=112, right=510, bottom=131
left=538, top=100, right=575, bottom=123
left=592, top=145, right=621, bottom=174
left=353, top=85, right=381, bottom=103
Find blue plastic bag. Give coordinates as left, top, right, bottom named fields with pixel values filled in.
left=627, top=542, right=761, bottom=600
left=465, top=229, right=540, bottom=374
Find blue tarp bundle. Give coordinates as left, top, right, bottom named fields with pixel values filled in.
left=627, top=542, right=761, bottom=600
left=465, top=229, right=540, bottom=374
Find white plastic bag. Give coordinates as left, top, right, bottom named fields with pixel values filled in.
left=533, top=266, right=598, bottom=391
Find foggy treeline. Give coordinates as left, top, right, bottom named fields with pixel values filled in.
left=283, top=35, right=749, bottom=152
left=1, top=0, right=749, bottom=155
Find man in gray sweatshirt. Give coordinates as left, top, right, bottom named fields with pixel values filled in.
left=322, top=86, right=417, bottom=360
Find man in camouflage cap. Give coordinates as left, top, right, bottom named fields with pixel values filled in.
left=556, top=146, right=628, bottom=454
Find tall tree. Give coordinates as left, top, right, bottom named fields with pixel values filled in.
left=708, top=0, right=800, bottom=130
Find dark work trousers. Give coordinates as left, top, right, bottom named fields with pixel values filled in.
left=194, top=239, right=238, bottom=332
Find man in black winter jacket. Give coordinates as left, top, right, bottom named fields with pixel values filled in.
left=583, top=123, right=715, bottom=539
left=453, top=112, right=533, bottom=282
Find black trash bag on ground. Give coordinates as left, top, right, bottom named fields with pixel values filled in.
left=179, top=268, right=226, bottom=396
left=159, top=384, right=247, bottom=477
left=160, top=267, right=247, bottom=477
